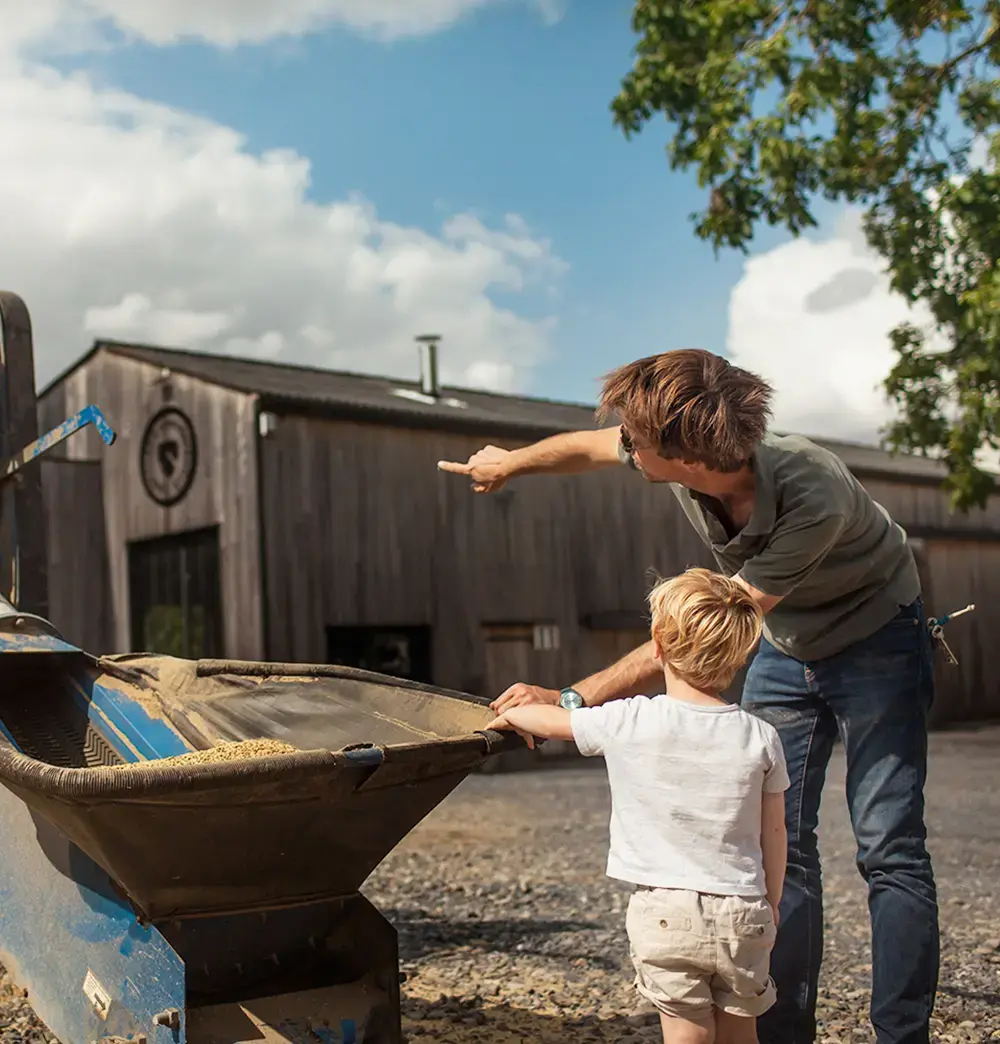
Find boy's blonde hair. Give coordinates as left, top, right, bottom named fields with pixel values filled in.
left=648, top=568, right=763, bottom=693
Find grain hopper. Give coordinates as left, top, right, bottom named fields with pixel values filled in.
left=0, top=292, right=516, bottom=1044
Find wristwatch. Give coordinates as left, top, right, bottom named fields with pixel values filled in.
left=559, top=687, right=585, bottom=710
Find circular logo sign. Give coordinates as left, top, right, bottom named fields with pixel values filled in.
left=140, top=407, right=198, bottom=507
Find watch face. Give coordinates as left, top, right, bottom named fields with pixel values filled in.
left=560, top=690, right=584, bottom=710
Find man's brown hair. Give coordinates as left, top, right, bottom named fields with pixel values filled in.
left=597, top=349, right=773, bottom=472
left=648, top=568, right=763, bottom=694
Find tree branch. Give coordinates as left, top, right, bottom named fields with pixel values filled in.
left=937, top=23, right=1000, bottom=77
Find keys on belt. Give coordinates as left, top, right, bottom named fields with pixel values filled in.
left=927, top=604, right=975, bottom=666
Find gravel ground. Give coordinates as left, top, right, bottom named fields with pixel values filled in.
left=2, top=728, right=999, bottom=1043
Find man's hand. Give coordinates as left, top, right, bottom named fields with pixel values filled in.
left=490, top=682, right=560, bottom=714
left=485, top=712, right=536, bottom=749
left=437, top=445, right=511, bottom=493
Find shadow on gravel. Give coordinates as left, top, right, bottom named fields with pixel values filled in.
left=403, top=997, right=660, bottom=1043
left=937, top=984, right=1000, bottom=1004
left=388, top=910, right=622, bottom=969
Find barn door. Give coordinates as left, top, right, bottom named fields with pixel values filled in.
left=480, top=623, right=569, bottom=767
left=128, top=526, right=223, bottom=659
left=482, top=624, right=534, bottom=701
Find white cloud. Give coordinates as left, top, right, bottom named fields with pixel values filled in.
left=0, top=38, right=564, bottom=391
left=726, top=208, right=940, bottom=445
left=8, top=0, right=564, bottom=52
left=728, top=137, right=999, bottom=448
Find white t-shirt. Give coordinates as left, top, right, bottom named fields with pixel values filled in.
left=570, top=694, right=790, bottom=897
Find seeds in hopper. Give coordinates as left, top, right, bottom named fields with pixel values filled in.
left=116, top=739, right=300, bottom=767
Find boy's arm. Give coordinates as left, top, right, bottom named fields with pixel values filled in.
left=486, top=705, right=574, bottom=749
left=761, top=790, right=787, bottom=925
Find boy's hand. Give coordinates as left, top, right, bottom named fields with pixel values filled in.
left=486, top=713, right=536, bottom=750
left=768, top=901, right=780, bottom=931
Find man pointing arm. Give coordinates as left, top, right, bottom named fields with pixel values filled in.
left=437, top=427, right=622, bottom=492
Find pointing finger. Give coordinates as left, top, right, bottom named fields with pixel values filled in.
left=437, top=460, right=471, bottom=475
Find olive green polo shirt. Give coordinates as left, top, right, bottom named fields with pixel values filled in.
left=620, top=432, right=921, bottom=661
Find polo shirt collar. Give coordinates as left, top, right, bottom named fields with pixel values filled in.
left=690, top=440, right=775, bottom=546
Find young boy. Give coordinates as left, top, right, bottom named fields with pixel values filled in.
left=487, top=567, right=789, bottom=1044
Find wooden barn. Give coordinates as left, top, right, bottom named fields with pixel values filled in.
left=37, top=337, right=1000, bottom=728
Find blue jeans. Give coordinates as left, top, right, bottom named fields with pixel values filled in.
left=742, top=599, right=939, bottom=1044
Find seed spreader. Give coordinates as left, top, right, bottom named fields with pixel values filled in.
left=0, top=292, right=515, bottom=1044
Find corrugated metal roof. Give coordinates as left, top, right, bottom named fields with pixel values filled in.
left=46, top=339, right=954, bottom=483
left=96, top=340, right=598, bottom=436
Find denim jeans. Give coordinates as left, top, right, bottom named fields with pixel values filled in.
left=742, top=599, right=939, bottom=1044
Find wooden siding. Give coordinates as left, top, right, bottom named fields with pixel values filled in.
left=862, top=476, right=1000, bottom=536
left=41, top=458, right=113, bottom=651
left=914, top=539, right=1000, bottom=725
left=38, top=351, right=263, bottom=658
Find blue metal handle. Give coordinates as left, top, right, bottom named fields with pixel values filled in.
left=80, top=403, right=117, bottom=447
left=0, top=404, right=116, bottom=482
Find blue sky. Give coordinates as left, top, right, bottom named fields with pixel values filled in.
left=53, top=1, right=798, bottom=405
left=1, top=0, right=900, bottom=442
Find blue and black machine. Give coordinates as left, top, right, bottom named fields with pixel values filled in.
left=0, top=292, right=515, bottom=1044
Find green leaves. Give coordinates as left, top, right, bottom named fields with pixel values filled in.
left=614, top=0, right=1000, bottom=509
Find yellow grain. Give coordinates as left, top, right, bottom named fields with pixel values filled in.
left=115, top=739, right=300, bottom=768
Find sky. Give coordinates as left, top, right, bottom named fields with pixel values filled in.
left=0, top=0, right=934, bottom=445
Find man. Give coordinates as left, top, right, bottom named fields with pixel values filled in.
left=438, top=349, right=938, bottom=1044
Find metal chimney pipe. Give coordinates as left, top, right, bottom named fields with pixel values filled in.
left=415, top=334, right=441, bottom=398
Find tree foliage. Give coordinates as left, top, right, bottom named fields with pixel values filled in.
left=612, top=0, right=1000, bottom=510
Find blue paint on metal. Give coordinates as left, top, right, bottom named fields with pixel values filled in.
left=276, top=1019, right=356, bottom=1043
left=0, top=784, right=186, bottom=1044
left=0, top=718, right=20, bottom=750
left=73, top=673, right=191, bottom=763
left=343, top=748, right=384, bottom=766
left=0, top=631, right=81, bottom=654
left=0, top=405, right=116, bottom=486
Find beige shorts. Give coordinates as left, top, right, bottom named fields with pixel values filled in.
left=626, top=886, right=777, bottom=1021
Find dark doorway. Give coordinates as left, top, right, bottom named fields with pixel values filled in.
left=326, top=625, right=432, bottom=684
left=128, top=527, right=223, bottom=659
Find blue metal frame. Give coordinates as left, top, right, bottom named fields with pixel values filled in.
left=0, top=782, right=185, bottom=1044
left=0, top=774, right=385, bottom=1042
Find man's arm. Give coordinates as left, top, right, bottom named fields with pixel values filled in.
left=734, top=574, right=785, bottom=615
left=761, top=790, right=787, bottom=926
left=437, top=427, right=622, bottom=493
left=490, top=640, right=662, bottom=713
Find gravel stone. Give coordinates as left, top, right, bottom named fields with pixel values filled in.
left=2, top=728, right=998, bottom=1042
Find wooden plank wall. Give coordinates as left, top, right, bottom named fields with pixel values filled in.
left=37, top=352, right=263, bottom=658
left=40, top=458, right=114, bottom=651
